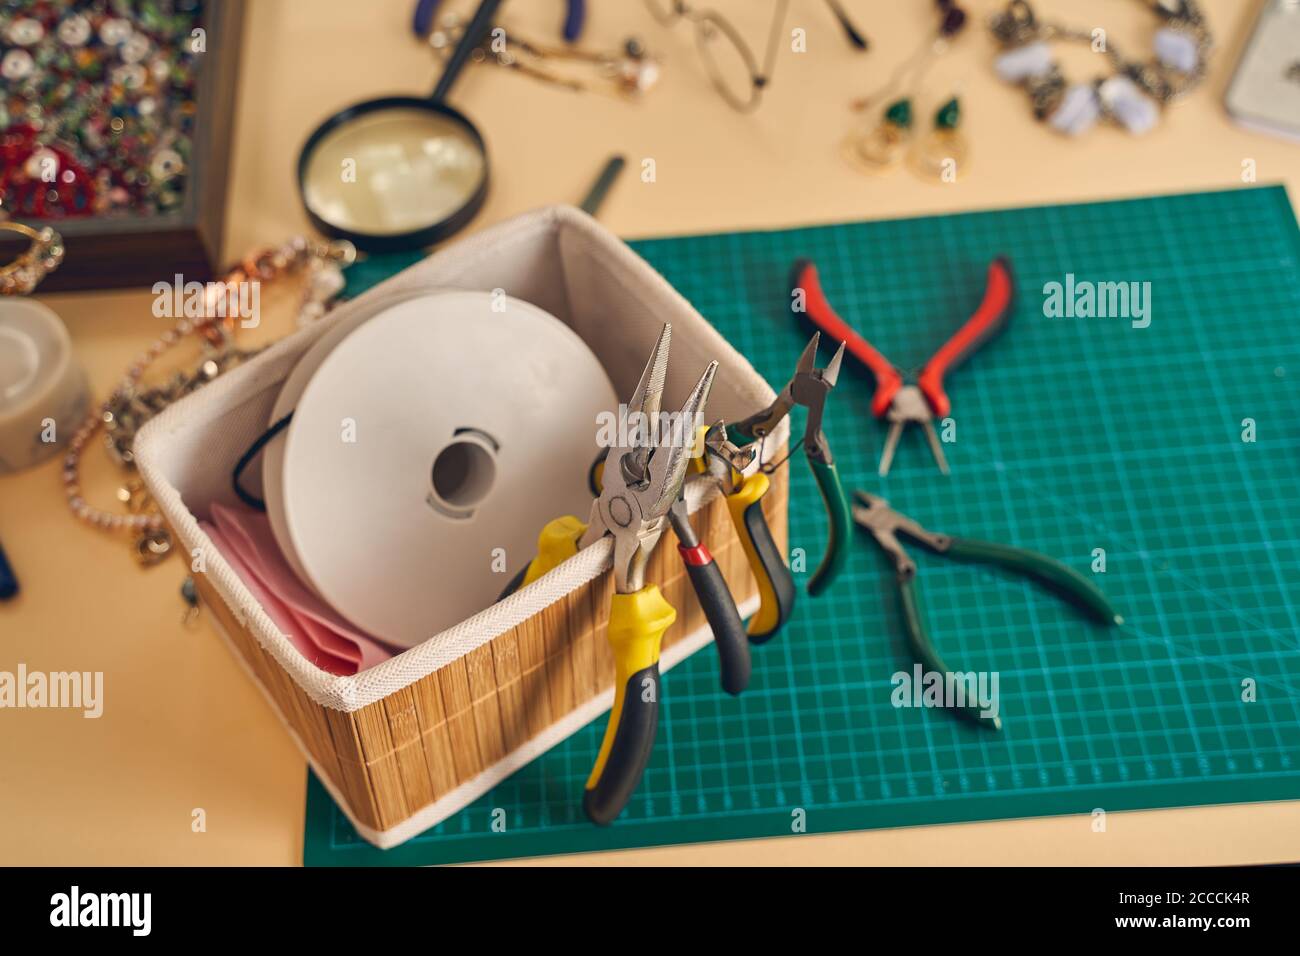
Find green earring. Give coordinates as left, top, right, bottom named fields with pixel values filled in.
left=843, top=97, right=913, bottom=173
left=910, top=96, right=968, bottom=183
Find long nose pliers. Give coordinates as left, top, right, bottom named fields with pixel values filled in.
left=581, top=426, right=758, bottom=698
left=508, top=324, right=717, bottom=823
left=792, top=256, right=1016, bottom=476
left=851, top=491, right=1123, bottom=730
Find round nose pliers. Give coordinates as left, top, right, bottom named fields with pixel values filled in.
left=792, top=256, right=1016, bottom=476
left=851, top=491, right=1123, bottom=730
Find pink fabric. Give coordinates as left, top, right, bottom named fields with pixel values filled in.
left=201, top=503, right=396, bottom=675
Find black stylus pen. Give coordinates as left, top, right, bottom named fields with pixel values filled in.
left=0, top=537, right=18, bottom=600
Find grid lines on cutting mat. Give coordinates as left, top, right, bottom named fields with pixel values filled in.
left=306, top=186, right=1300, bottom=866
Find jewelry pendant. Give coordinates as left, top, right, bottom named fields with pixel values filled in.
left=910, top=98, right=967, bottom=183
left=180, top=576, right=201, bottom=626
left=134, top=528, right=173, bottom=567
left=843, top=98, right=912, bottom=173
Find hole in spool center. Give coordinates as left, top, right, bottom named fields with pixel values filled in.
left=430, top=434, right=496, bottom=511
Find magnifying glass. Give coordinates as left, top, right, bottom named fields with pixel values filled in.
left=297, top=0, right=503, bottom=253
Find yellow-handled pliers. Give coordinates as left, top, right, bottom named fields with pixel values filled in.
left=695, top=423, right=794, bottom=645
left=510, top=324, right=717, bottom=824
left=578, top=325, right=716, bottom=824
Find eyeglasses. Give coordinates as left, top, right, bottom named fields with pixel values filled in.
left=645, top=0, right=867, bottom=113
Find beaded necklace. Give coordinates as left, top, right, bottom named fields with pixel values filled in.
left=61, top=237, right=354, bottom=564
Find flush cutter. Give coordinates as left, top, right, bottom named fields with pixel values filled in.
left=730, top=331, right=851, bottom=610
left=851, top=491, right=1123, bottom=730
left=792, top=256, right=1015, bottom=477
left=507, top=324, right=717, bottom=824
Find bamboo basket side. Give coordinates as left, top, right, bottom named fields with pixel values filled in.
left=193, top=464, right=788, bottom=834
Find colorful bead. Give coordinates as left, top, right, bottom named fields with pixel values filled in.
left=7, top=17, right=44, bottom=46
left=934, top=97, right=961, bottom=129
left=1, top=50, right=35, bottom=81
left=885, top=98, right=913, bottom=128
left=0, top=0, right=203, bottom=220
left=1154, top=27, right=1198, bottom=74
left=57, top=15, right=92, bottom=47
left=996, top=41, right=1054, bottom=82
left=98, top=18, right=132, bottom=46
left=1099, top=75, right=1159, bottom=135
left=939, top=6, right=967, bottom=37
left=1049, top=84, right=1101, bottom=136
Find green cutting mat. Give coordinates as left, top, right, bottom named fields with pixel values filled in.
left=305, top=185, right=1300, bottom=866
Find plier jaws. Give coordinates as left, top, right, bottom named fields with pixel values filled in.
left=850, top=491, right=950, bottom=579
left=880, top=384, right=948, bottom=477
left=733, top=331, right=845, bottom=464
left=581, top=323, right=718, bottom=593
left=701, top=421, right=758, bottom=488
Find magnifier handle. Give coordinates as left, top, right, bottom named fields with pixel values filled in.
left=432, top=0, right=504, bottom=103
left=412, top=0, right=441, bottom=38
left=563, top=0, right=587, bottom=43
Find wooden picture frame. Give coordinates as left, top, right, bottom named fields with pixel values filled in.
left=0, top=0, right=245, bottom=292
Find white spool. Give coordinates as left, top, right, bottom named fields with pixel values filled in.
left=268, top=290, right=615, bottom=648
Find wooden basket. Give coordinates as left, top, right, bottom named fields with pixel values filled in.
left=190, top=477, right=784, bottom=842
left=135, top=206, right=790, bottom=847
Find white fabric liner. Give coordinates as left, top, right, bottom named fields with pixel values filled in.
left=135, top=205, right=787, bottom=715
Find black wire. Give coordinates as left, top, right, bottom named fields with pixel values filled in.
left=824, top=0, right=869, bottom=50
left=231, top=412, right=294, bottom=511
left=761, top=435, right=805, bottom=474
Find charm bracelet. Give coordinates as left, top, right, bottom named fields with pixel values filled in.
left=988, top=0, right=1212, bottom=137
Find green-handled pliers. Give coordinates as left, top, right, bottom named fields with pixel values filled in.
left=851, top=491, right=1123, bottom=730
left=731, top=332, right=851, bottom=606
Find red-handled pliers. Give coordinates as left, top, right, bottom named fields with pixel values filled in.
left=791, top=256, right=1015, bottom=476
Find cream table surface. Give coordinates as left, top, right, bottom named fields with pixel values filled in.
left=1, top=0, right=1297, bottom=866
